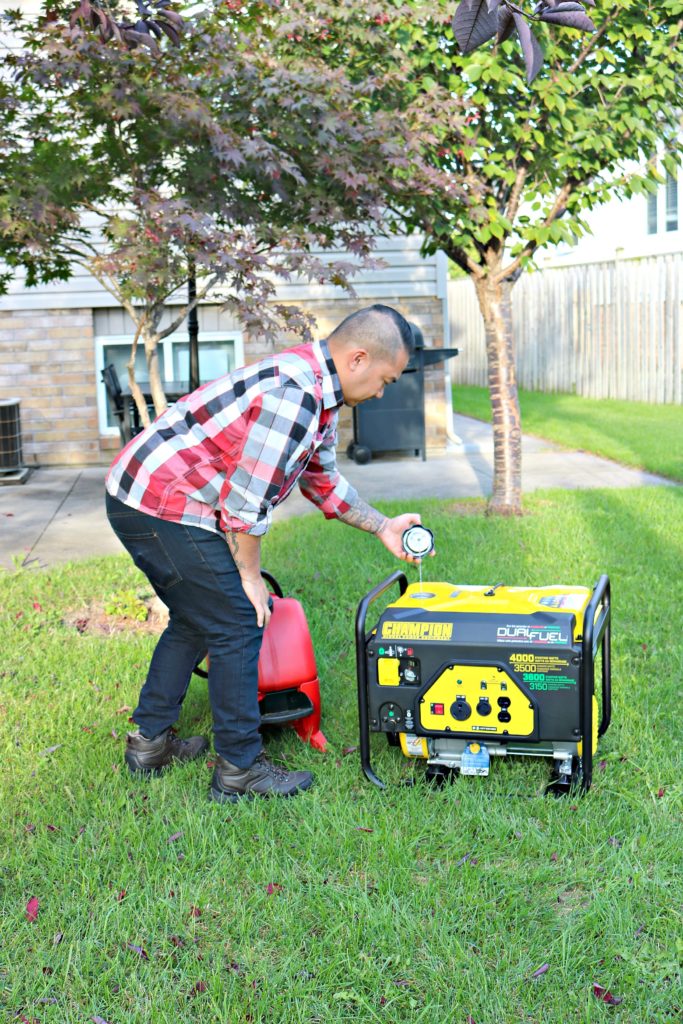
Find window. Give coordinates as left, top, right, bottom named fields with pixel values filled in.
left=647, top=189, right=658, bottom=234
left=96, top=330, right=244, bottom=434
left=646, top=162, right=680, bottom=236
left=665, top=170, right=678, bottom=232
left=170, top=339, right=238, bottom=382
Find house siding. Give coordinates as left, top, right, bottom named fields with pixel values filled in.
left=0, top=234, right=447, bottom=309
left=1, top=237, right=451, bottom=465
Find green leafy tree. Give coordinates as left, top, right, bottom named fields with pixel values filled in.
left=282, top=0, right=682, bottom=513
left=0, top=0, right=437, bottom=425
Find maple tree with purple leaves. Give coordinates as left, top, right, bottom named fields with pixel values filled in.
left=0, top=0, right=438, bottom=423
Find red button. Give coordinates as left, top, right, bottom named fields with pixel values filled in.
left=431, top=703, right=445, bottom=715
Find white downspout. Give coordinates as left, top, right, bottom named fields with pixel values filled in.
left=437, top=250, right=462, bottom=446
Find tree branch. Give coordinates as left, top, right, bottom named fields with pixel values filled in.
left=495, top=180, right=574, bottom=283
left=156, top=274, right=219, bottom=340
left=58, top=234, right=100, bottom=258
left=80, top=200, right=121, bottom=222
left=505, top=165, right=528, bottom=224
left=73, top=259, right=141, bottom=325
left=566, top=11, right=620, bottom=77
left=443, top=240, right=485, bottom=279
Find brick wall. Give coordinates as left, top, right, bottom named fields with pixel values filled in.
left=0, top=308, right=101, bottom=467
left=1, top=295, right=449, bottom=466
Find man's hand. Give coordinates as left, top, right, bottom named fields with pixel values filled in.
left=377, top=513, right=436, bottom=563
left=240, top=575, right=272, bottom=629
left=336, top=498, right=434, bottom=563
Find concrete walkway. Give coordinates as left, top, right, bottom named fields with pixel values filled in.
left=0, top=414, right=676, bottom=571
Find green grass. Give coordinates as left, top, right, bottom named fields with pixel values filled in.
left=1, top=488, right=682, bottom=1023
left=452, top=385, right=683, bottom=482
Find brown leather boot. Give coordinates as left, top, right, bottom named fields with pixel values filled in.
left=209, top=752, right=313, bottom=802
left=125, top=728, right=209, bottom=776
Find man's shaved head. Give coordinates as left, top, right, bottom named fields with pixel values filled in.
left=327, top=304, right=415, bottom=362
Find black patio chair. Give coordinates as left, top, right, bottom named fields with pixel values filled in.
left=101, top=364, right=133, bottom=446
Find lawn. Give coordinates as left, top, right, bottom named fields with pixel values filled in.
left=1, top=487, right=682, bottom=1023
left=452, top=385, right=683, bottom=483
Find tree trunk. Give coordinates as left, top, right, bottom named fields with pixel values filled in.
left=473, top=273, right=523, bottom=515
left=126, top=322, right=151, bottom=431
left=143, top=327, right=168, bottom=418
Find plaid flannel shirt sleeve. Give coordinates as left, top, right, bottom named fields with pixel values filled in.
left=219, top=386, right=317, bottom=536
left=298, top=415, right=358, bottom=519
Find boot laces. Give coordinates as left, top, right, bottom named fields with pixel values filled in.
left=168, top=729, right=193, bottom=752
left=255, top=753, right=290, bottom=781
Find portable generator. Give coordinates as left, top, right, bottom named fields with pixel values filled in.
left=356, top=571, right=611, bottom=793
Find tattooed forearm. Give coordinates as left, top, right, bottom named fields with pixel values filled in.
left=225, top=531, right=262, bottom=579
left=338, top=496, right=389, bottom=534
left=225, top=532, right=247, bottom=571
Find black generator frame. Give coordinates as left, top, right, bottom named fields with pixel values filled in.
left=356, top=571, right=611, bottom=793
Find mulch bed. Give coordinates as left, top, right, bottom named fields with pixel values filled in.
left=63, top=596, right=169, bottom=637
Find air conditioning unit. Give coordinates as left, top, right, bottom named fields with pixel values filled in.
left=0, top=398, right=30, bottom=484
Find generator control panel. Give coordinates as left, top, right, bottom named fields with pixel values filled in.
left=419, top=663, right=535, bottom=736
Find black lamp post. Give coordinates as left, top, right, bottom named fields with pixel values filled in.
left=188, top=260, right=200, bottom=392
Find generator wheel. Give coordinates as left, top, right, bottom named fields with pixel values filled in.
left=425, top=763, right=450, bottom=788
left=346, top=442, right=357, bottom=460
left=546, top=755, right=583, bottom=797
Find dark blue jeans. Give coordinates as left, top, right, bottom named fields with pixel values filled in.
left=105, top=492, right=263, bottom=768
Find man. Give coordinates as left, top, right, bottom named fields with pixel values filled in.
left=105, top=303, right=424, bottom=802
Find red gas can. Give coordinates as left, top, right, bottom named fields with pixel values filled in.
left=257, top=592, right=326, bottom=751
left=194, top=571, right=326, bottom=751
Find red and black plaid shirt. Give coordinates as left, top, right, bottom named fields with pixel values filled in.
left=105, top=339, right=358, bottom=536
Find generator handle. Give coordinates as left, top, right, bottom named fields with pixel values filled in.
left=581, top=574, right=611, bottom=791
left=356, top=570, right=409, bottom=788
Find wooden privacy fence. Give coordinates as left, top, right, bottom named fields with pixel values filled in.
left=448, top=251, right=683, bottom=404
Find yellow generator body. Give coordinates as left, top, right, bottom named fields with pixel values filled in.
left=356, top=573, right=611, bottom=793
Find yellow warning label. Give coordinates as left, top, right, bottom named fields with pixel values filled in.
left=381, top=621, right=454, bottom=641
